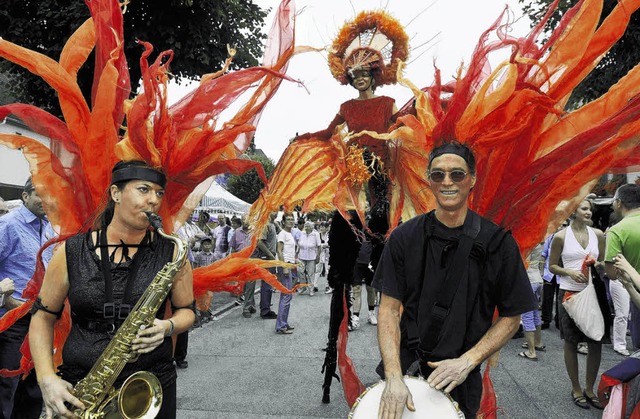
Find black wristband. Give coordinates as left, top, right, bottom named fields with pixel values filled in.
left=171, top=300, right=196, bottom=314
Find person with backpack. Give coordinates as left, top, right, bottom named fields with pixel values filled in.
left=373, top=143, right=536, bottom=418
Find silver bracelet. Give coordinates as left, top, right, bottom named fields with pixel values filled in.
left=166, top=319, right=175, bottom=337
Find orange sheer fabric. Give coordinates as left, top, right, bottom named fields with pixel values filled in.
left=0, top=0, right=298, bottom=377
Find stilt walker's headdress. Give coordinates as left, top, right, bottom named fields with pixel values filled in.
left=328, top=11, right=409, bottom=86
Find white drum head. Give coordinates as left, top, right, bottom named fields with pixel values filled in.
left=349, top=376, right=463, bottom=418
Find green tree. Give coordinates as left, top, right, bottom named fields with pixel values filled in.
left=0, top=0, right=268, bottom=115
left=519, top=0, right=640, bottom=109
left=226, top=154, right=275, bottom=204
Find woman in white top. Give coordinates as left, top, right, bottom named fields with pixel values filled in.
left=549, top=199, right=605, bottom=410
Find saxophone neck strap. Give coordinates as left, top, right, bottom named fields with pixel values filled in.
left=98, top=229, right=149, bottom=328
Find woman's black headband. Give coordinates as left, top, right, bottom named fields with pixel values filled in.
left=111, top=166, right=167, bottom=188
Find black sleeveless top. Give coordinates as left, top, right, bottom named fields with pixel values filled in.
left=59, top=230, right=177, bottom=388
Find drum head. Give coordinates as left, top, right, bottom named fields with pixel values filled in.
left=349, top=376, right=463, bottom=418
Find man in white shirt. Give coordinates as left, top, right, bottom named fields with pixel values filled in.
left=275, top=213, right=296, bottom=334
left=212, top=214, right=230, bottom=261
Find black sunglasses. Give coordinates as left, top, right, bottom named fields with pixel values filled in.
left=428, top=170, right=468, bottom=183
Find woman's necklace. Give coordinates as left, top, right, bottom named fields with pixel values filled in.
left=571, top=224, right=589, bottom=248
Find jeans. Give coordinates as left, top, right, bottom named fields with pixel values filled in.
left=243, top=280, right=257, bottom=312
left=275, top=269, right=293, bottom=331
left=259, top=267, right=276, bottom=316
left=521, top=283, right=543, bottom=331
left=0, top=315, right=42, bottom=419
left=541, top=276, right=559, bottom=326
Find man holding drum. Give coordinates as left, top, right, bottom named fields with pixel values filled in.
left=373, top=143, right=536, bottom=418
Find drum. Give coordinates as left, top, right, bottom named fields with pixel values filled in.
left=349, top=376, right=464, bottom=418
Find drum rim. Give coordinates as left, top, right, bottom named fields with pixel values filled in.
left=348, top=375, right=464, bottom=418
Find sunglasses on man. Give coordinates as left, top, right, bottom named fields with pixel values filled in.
left=427, top=170, right=469, bottom=183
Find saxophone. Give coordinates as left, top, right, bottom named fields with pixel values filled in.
left=71, top=212, right=188, bottom=419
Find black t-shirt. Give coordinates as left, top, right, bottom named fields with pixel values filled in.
left=373, top=211, right=536, bottom=361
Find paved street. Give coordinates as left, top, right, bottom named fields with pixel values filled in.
left=177, top=284, right=624, bottom=418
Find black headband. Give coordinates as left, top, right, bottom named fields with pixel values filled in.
left=428, top=143, right=474, bottom=169
left=111, top=166, right=167, bottom=188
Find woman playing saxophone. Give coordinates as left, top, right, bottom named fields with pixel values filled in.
left=29, top=161, right=195, bottom=419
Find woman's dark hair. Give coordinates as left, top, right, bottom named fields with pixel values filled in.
left=93, top=161, right=151, bottom=230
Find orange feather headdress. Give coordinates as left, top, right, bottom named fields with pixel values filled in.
left=328, top=10, right=409, bottom=86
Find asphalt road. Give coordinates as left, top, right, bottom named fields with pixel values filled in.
left=176, top=283, right=623, bottom=418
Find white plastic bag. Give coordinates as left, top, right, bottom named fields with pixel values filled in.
left=562, top=281, right=605, bottom=341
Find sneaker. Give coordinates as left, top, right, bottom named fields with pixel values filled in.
left=242, top=311, right=252, bottom=318
left=276, top=328, right=293, bottom=335
left=175, top=360, right=188, bottom=369
left=286, top=325, right=295, bottom=331
left=309, top=289, right=315, bottom=296
left=248, top=306, right=257, bottom=314
left=368, top=310, right=378, bottom=325
left=614, top=348, right=630, bottom=356
left=261, top=311, right=278, bottom=319
left=350, top=314, right=360, bottom=330
left=313, top=287, right=319, bottom=292
left=325, top=287, right=334, bottom=294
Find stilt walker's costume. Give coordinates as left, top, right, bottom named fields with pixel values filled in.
left=0, top=0, right=298, bottom=381
left=249, top=0, right=640, bottom=415
left=252, top=11, right=417, bottom=404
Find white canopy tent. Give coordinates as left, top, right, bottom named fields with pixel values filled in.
left=195, top=181, right=250, bottom=217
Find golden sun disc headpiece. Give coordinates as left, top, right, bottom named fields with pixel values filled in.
left=328, top=10, right=409, bottom=86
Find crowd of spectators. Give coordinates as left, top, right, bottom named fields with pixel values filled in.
left=3, top=182, right=640, bottom=415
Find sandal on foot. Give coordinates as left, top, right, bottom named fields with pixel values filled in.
left=521, top=343, right=546, bottom=351
left=583, top=392, right=603, bottom=410
left=572, top=393, right=590, bottom=409
left=518, top=351, right=538, bottom=361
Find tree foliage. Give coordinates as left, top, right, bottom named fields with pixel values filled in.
left=0, top=0, right=269, bottom=116
left=226, top=154, right=275, bottom=204
left=519, top=0, right=640, bottom=109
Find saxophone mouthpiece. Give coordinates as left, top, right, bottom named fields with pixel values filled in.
left=145, top=212, right=164, bottom=232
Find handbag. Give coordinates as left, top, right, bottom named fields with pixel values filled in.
left=562, top=278, right=605, bottom=341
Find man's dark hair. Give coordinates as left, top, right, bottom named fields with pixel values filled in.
left=283, top=212, right=294, bottom=222
left=615, top=184, right=640, bottom=210
left=23, top=176, right=35, bottom=194
left=428, top=142, right=476, bottom=175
